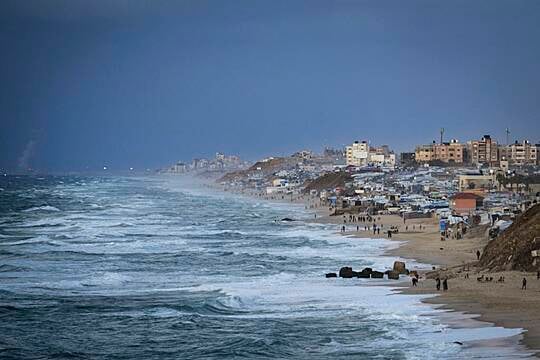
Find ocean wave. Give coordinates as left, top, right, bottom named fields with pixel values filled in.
left=0, top=236, right=64, bottom=247
left=0, top=264, right=29, bottom=272
left=109, top=222, right=135, bottom=228
left=22, top=205, right=61, bottom=213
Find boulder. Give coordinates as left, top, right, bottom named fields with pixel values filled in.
left=361, top=267, right=373, bottom=274
left=356, top=273, right=370, bottom=278
left=339, top=267, right=355, bottom=278
left=387, top=270, right=400, bottom=280
left=393, top=261, right=407, bottom=274
left=325, top=273, right=337, bottom=278
left=371, top=271, right=384, bottom=278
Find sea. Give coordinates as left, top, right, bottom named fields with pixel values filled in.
left=0, top=175, right=531, bottom=359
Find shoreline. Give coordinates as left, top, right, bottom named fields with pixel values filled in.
left=316, top=209, right=540, bottom=357
left=213, top=184, right=540, bottom=357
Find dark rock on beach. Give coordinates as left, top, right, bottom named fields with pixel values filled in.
left=325, top=273, right=337, bottom=278
left=339, top=266, right=355, bottom=278
left=371, top=271, right=384, bottom=278
left=387, top=270, right=400, bottom=280
left=361, top=267, right=373, bottom=275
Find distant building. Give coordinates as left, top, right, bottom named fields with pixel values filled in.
left=467, top=135, right=498, bottom=166
left=415, top=139, right=464, bottom=164
left=458, top=173, right=497, bottom=192
left=450, top=192, right=484, bottom=215
left=400, top=152, right=416, bottom=166
left=292, top=150, right=313, bottom=159
left=169, top=162, right=187, bottom=173
left=346, top=141, right=395, bottom=167
left=345, top=141, right=369, bottom=166
left=507, top=140, right=538, bottom=166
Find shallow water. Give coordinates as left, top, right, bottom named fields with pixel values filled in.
left=0, top=175, right=529, bottom=359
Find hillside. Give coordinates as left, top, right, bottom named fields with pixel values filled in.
left=479, top=204, right=540, bottom=272
left=218, top=157, right=298, bottom=183
left=303, top=172, right=351, bottom=193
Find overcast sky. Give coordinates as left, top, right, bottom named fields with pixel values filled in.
left=1, top=0, right=539, bottom=172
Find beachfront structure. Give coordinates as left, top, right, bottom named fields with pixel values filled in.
left=414, top=140, right=465, bottom=164
left=467, top=135, right=498, bottom=166
left=450, top=192, right=484, bottom=215
left=346, top=141, right=369, bottom=166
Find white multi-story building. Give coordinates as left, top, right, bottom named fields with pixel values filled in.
left=345, top=141, right=369, bottom=166
left=346, top=141, right=396, bottom=168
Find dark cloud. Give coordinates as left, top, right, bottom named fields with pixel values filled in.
left=1, top=0, right=539, bottom=172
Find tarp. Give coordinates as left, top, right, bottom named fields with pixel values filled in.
left=494, top=219, right=513, bottom=231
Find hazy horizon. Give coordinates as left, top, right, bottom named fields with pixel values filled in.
left=2, top=0, right=540, bottom=172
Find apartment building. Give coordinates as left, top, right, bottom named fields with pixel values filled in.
left=414, top=139, right=464, bottom=164
left=467, top=135, right=498, bottom=166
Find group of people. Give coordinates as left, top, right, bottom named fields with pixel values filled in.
left=410, top=275, right=448, bottom=291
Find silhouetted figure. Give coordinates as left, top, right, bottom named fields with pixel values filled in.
left=436, top=277, right=441, bottom=291
left=537, top=271, right=539, bottom=280
left=442, top=278, right=448, bottom=291
left=476, top=250, right=480, bottom=260
left=522, top=278, right=527, bottom=290
left=412, top=277, right=418, bottom=287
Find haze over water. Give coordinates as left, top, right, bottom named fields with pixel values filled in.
left=0, top=175, right=528, bottom=359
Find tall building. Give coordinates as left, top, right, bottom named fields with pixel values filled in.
left=467, top=135, right=498, bottom=166
left=507, top=140, right=538, bottom=166
left=346, top=141, right=395, bottom=167
left=414, top=139, right=464, bottom=164
left=345, top=141, right=369, bottom=166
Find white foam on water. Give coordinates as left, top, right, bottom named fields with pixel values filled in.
left=22, top=205, right=61, bottom=213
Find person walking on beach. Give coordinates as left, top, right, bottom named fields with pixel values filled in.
left=436, top=277, right=441, bottom=291
left=537, top=271, right=539, bottom=280
left=412, top=277, right=418, bottom=287
left=522, top=277, right=527, bottom=290
left=476, top=250, right=481, bottom=260
left=442, top=278, right=448, bottom=291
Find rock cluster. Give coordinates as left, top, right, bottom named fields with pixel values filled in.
left=326, top=261, right=409, bottom=280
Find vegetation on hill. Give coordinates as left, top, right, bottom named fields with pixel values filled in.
left=303, top=172, right=351, bottom=193
left=479, top=204, right=540, bottom=272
